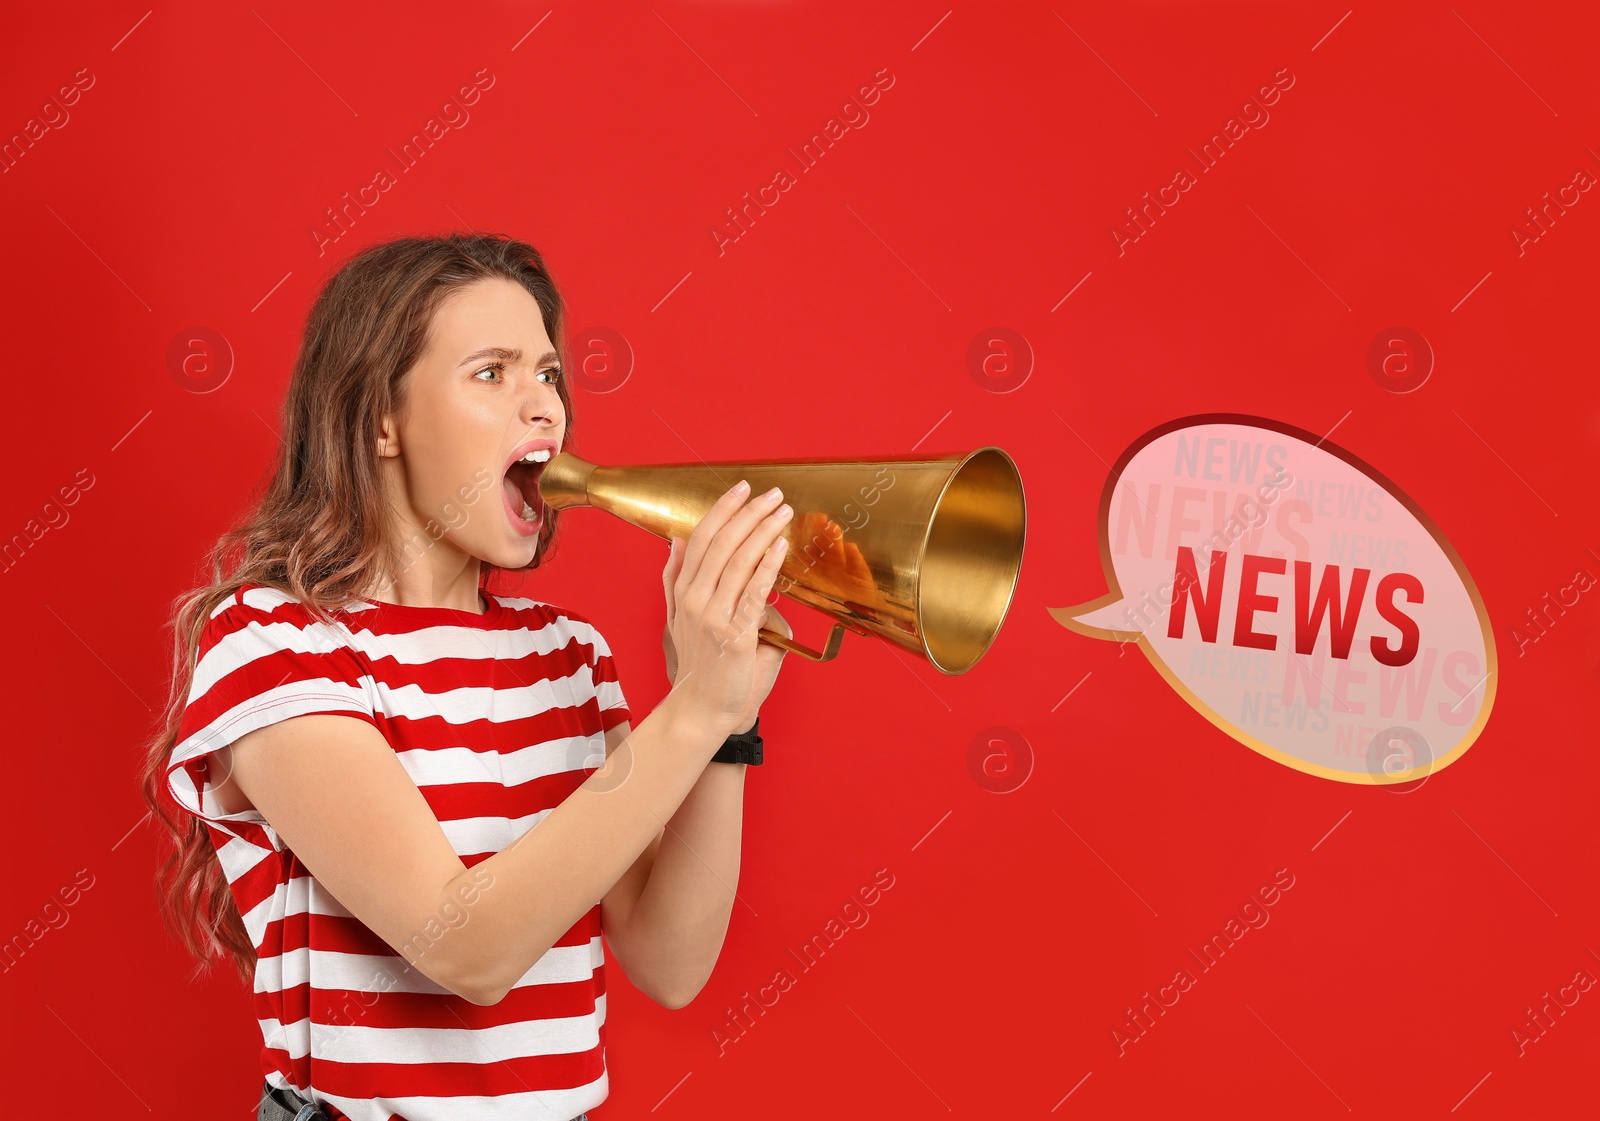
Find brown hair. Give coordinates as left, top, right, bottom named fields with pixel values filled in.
left=140, top=232, right=577, bottom=984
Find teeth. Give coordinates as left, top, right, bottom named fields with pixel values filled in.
left=519, top=448, right=553, bottom=464
left=521, top=499, right=537, bottom=521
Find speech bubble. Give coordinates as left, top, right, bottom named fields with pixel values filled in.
left=1050, top=414, right=1496, bottom=785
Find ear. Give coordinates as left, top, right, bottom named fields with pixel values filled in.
left=376, top=412, right=401, bottom=458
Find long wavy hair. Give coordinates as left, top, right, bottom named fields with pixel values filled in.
left=140, top=233, right=579, bottom=985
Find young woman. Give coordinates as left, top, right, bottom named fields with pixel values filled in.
left=139, top=233, right=796, bottom=1121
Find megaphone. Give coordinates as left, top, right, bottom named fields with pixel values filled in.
left=538, top=447, right=1026, bottom=675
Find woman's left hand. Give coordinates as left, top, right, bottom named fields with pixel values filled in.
left=663, top=537, right=790, bottom=731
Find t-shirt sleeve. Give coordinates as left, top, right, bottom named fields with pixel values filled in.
left=166, top=594, right=378, bottom=847
left=579, top=617, right=630, bottom=733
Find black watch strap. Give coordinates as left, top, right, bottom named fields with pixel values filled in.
left=710, top=716, right=763, bottom=765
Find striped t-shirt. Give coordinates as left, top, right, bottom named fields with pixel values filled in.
left=166, top=581, right=630, bottom=1121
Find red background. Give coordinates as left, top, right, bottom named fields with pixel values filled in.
left=3, top=1, right=1597, bottom=1115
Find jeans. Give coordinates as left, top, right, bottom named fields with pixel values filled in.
left=257, top=1079, right=588, bottom=1121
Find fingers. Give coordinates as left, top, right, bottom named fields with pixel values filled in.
left=716, top=492, right=790, bottom=607
left=663, top=536, right=684, bottom=623
left=676, top=480, right=751, bottom=593
left=711, top=498, right=792, bottom=623
left=661, top=621, right=678, bottom=683
left=679, top=483, right=788, bottom=616
left=760, top=602, right=793, bottom=640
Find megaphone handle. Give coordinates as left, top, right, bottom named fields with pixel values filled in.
left=757, top=622, right=847, bottom=662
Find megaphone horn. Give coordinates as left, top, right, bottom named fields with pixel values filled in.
left=538, top=447, right=1026, bottom=675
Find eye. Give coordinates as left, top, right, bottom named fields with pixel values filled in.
left=472, top=363, right=563, bottom=386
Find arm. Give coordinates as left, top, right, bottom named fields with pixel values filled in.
left=599, top=718, right=748, bottom=1010
left=224, top=689, right=724, bottom=1006
left=600, top=511, right=791, bottom=1008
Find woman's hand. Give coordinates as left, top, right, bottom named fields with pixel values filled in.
left=660, top=480, right=794, bottom=741
left=664, top=590, right=791, bottom=733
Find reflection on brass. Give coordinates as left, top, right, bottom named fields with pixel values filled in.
left=538, top=446, right=1026, bottom=675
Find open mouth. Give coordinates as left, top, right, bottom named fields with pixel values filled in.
left=503, top=453, right=551, bottom=535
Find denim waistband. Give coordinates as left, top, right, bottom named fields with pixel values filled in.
left=258, top=1079, right=587, bottom=1121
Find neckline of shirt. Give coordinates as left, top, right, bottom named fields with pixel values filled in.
left=353, top=589, right=506, bottom=626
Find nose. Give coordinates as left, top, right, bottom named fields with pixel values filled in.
left=521, top=377, right=564, bottom=434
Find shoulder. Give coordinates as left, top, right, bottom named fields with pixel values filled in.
left=488, top=593, right=617, bottom=658
left=195, top=582, right=362, bottom=665
left=205, top=581, right=340, bottom=625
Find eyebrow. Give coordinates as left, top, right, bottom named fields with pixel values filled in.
left=458, top=346, right=561, bottom=368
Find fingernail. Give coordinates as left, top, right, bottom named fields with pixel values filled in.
left=734, top=479, right=750, bottom=495
left=764, top=485, right=782, bottom=500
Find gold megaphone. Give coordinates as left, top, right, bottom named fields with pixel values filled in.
left=538, top=446, right=1026, bottom=674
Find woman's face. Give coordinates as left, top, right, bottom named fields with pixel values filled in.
left=379, top=276, right=567, bottom=575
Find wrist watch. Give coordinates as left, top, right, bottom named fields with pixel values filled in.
left=710, top=716, right=763, bottom=765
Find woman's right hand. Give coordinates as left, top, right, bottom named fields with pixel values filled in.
left=663, top=479, right=793, bottom=742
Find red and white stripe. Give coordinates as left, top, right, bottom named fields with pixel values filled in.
left=167, top=583, right=628, bottom=1120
